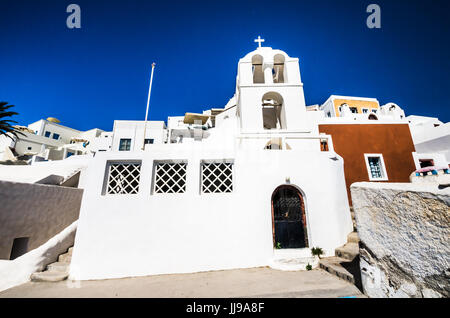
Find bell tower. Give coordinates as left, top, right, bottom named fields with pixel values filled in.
left=236, top=38, right=310, bottom=133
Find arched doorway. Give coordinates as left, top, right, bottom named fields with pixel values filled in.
left=271, top=185, right=308, bottom=249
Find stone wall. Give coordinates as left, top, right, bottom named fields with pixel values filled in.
left=351, top=182, right=449, bottom=298
left=0, top=180, right=83, bottom=259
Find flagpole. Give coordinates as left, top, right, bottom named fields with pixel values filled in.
left=142, top=62, right=156, bottom=150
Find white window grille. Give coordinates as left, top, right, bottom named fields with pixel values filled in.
left=201, top=161, right=233, bottom=193
left=364, top=154, right=388, bottom=181
left=154, top=162, right=187, bottom=193
left=105, top=162, right=141, bottom=194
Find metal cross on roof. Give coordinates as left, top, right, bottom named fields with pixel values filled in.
left=254, top=36, right=265, bottom=48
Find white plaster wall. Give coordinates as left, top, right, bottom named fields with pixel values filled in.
left=0, top=156, right=90, bottom=183
left=238, top=86, right=310, bottom=132
left=412, top=152, right=448, bottom=170
left=111, top=120, right=166, bottom=151
left=70, top=143, right=352, bottom=280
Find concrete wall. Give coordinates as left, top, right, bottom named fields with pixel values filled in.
left=351, top=182, right=450, bottom=298
left=319, top=124, right=417, bottom=204
left=0, top=221, right=77, bottom=292
left=0, top=181, right=83, bottom=260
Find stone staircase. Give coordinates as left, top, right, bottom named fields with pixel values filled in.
left=319, top=231, right=362, bottom=289
left=319, top=207, right=362, bottom=289
left=30, top=246, right=73, bottom=282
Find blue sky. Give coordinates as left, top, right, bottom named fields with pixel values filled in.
left=0, top=0, right=449, bottom=131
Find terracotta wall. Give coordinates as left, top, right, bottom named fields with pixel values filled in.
left=319, top=124, right=416, bottom=205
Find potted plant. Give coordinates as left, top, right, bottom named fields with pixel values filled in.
left=311, top=247, right=324, bottom=259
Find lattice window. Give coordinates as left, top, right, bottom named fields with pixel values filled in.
left=105, top=162, right=141, bottom=194
left=201, top=162, right=233, bottom=193
left=154, top=162, right=187, bottom=193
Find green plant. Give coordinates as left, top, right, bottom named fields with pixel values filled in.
left=311, top=247, right=324, bottom=258
left=306, top=263, right=312, bottom=271
left=0, top=102, right=24, bottom=140
left=275, top=242, right=282, bottom=249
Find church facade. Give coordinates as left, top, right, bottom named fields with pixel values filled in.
left=69, top=44, right=355, bottom=280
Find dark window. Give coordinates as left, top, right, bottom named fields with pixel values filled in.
left=119, top=139, right=132, bottom=151
left=144, top=139, right=154, bottom=145
left=52, top=133, right=60, bottom=140
left=350, top=107, right=358, bottom=114
left=419, top=159, right=434, bottom=168
left=27, top=147, right=32, bottom=150
left=10, top=237, right=29, bottom=260
left=44, top=131, right=51, bottom=138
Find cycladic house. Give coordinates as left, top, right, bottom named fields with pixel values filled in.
left=69, top=44, right=355, bottom=280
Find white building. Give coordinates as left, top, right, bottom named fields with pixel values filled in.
left=111, top=120, right=166, bottom=152
left=0, top=118, right=112, bottom=162
left=407, top=115, right=450, bottom=167
left=70, top=43, right=353, bottom=281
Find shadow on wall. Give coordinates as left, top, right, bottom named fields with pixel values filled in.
left=0, top=180, right=83, bottom=260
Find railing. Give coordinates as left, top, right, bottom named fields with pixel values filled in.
left=236, top=132, right=335, bottom=153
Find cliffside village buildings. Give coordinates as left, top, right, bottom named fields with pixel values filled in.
left=0, top=42, right=449, bottom=282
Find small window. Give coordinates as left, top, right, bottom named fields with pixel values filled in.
left=27, top=146, right=32, bottom=150
left=119, top=138, right=132, bottom=151
left=201, top=161, right=233, bottom=193
left=372, top=109, right=378, bottom=114
left=350, top=107, right=358, bottom=114
left=44, top=131, right=51, bottom=138
left=104, top=162, right=141, bottom=194
left=364, top=154, right=388, bottom=181
left=10, top=237, right=29, bottom=260
left=419, top=159, right=434, bottom=168
left=144, top=138, right=154, bottom=145
left=154, top=162, right=187, bottom=193
left=320, top=140, right=329, bottom=152
left=326, top=111, right=331, bottom=118
left=362, top=108, right=369, bottom=114
left=52, top=133, right=60, bottom=140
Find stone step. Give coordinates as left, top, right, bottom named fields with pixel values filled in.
left=58, top=253, right=72, bottom=263
left=31, top=271, right=69, bottom=282
left=335, top=242, right=359, bottom=261
left=347, top=232, right=360, bottom=244
left=47, top=262, right=70, bottom=272
left=319, top=257, right=355, bottom=284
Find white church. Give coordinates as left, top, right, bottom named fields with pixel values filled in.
left=69, top=39, right=354, bottom=280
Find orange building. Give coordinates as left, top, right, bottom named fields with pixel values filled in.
left=318, top=96, right=417, bottom=205
left=319, top=123, right=416, bottom=205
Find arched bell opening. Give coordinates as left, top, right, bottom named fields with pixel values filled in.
left=262, top=92, right=286, bottom=130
